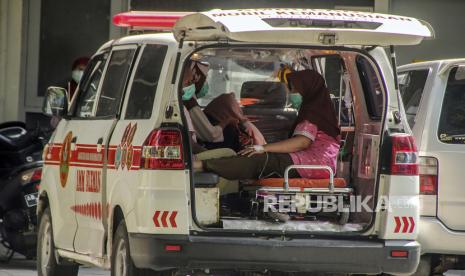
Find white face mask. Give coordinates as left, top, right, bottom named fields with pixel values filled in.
left=71, top=69, right=84, bottom=83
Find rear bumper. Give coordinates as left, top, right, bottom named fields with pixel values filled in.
left=419, top=216, right=465, bottom=255
left=129, top=233, right=420, bottom=274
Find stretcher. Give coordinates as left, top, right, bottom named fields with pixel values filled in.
left=244, top=165, right=353, bottom=225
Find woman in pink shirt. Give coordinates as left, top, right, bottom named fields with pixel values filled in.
left=195, top=69, right=340, bottom=180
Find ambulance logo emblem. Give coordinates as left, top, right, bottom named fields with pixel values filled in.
left=115, top=123, right=137, bottom=170
left=59, top=131, right=73, bottom=188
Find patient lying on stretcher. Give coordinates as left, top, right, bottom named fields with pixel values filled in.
left=194, top=69, right=341, bottom=181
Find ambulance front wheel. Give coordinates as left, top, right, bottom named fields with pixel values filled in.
left=37, top=207, right=79, bottom=276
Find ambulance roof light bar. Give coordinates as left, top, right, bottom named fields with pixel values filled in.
left=112, top=11, right=192, bottom=31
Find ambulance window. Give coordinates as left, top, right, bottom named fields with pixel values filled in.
left=75, top=54, right=108, bottom=118
left=96, top=49, right=136, bottom=118
left=398, top=69, right=429, bottom=128
left=312, top=55, right=344, bottom=98
left=356, top=56, right=384, bottom=120
left=438, top=66, right=465, bottom=144
left=125, top=44, right=167, bottom=119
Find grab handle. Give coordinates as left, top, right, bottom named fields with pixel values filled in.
left=284, top=165, right=335, bottom=193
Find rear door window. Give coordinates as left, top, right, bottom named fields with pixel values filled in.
left=438, top=66, right=465, bottom=144
left=96, top=48, right=136, bottom=118
left=398, top=69, right=429, bottom=128
left=356, top=56, right=384, bottom=120
left=124, top=44, right=168, bottom=120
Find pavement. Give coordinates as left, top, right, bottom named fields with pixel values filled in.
left=0, top=256, right=109, bottom=276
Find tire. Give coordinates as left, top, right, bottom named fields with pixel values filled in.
left=411, top=255, right=432, bottom=276
left=112, top=220, right=170, bottom=276
left=37, top=208, right=79, bottom=276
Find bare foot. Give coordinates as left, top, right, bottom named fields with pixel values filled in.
left=193, top=160, right=203, bottom=171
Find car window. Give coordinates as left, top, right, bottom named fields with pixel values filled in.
left=125, top=44, right=168, bottom=120
left=75, top=54, right=108, bottom=118
left=95, top=49, right=136, bottom=118
left=398, top=70, right=429, bottom=128
left=438, top=66, right=465, bottom=144
left=313, top=55, right=343, bottom=97
left=312, top=55, right=353, bottom=126
left=356, top=55, right=384, bottom=120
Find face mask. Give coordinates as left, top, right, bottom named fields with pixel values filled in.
left=197, top=82, right=209, bottom=99
left=72, top=69, right=83, bottom=83
left=289, top=93, right=303, bottom=109
left=182, top=84, right=196, bottom=101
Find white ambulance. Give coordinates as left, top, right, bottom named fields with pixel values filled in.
left=38, top=9, right=433, bottom=276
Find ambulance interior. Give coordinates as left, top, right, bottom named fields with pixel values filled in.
left=187, top=47, right=383, bottom=233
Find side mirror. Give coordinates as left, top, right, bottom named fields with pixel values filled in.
left=42, top=86, right=68, bottom=117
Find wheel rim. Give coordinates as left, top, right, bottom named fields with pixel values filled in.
left=40, top=220, right=52, bottom=275
left=115, top=237, right=128, bottom=276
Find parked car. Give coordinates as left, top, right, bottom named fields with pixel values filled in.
left=398, top=59, right=465, bottom=274
left=37, top=9, right=432, bottom=276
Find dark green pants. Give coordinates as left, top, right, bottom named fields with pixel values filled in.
left=203, top=152, right=299, bottom=180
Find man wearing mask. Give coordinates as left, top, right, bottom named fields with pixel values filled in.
left=68, top=57, right=89, bottom=100
left=50, top=57, right=89, bottom=129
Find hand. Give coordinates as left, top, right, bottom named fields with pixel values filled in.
left=241, top=121, right=254, bottom=137
left=183, top=97, right=199, bottom=110
left=238, top=145, right=265, bottom=157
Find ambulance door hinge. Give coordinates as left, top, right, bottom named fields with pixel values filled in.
left=318, top=33, right=337, bottom=45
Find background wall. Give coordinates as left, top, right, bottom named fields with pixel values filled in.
left=0, top=0, right=25, bottom=123
left=391, top=0, right=465, bottom=65
left=37, top=0, right=111, bottom=97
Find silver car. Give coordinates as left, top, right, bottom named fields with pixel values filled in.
left=399, top=59, right=465, bottom=274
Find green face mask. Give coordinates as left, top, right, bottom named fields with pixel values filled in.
left=197, top=82, right=209, bottom=98
left=182, top=84, right=196, bottom=101
left=289, top=93, right=303, bottom=109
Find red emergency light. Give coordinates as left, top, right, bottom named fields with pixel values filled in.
left=112, top=11, right=192, bottom=31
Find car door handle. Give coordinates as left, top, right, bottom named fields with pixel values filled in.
left=97, top=137, right=104, bottom=153
left=70, top=136, right=77, bottom=151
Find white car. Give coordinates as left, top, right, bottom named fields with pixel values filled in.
left=399, top=60, right=465, bottom=274
left=37, top=9, right=432, bottom=276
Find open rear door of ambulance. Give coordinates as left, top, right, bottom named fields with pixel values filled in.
left=172, top=9, right=434, bottom=46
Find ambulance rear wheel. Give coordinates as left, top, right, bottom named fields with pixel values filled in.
left=112, top=220, right=167, bottom=276
left=37, top=207, right=79, bottom=276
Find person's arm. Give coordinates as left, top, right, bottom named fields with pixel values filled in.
left=189, top=106, right=224, bottom=142
left=239, top=135, right=312, bottom=156
left=264, top=135, right=311, bottom=153
left=239, top=120, right=317, bottom=157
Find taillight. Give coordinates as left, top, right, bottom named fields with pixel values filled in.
left=20, top=167, right=42, bottom=185
left=390, top=134, right=418, bottom=176
left=419, top=157, right=438, bottom=195
left=140, top=128, right=184, bottom=170
left=31, top=168, right=42, bottom=182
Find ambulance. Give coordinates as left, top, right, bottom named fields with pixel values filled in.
left=37, top=9, right=433, bottom=276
